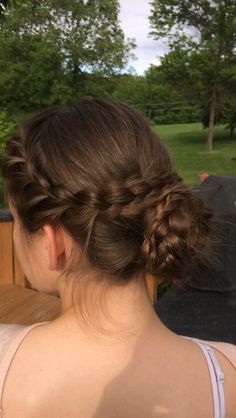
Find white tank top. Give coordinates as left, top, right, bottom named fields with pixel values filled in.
left=195, top=341, right=225, bottom=418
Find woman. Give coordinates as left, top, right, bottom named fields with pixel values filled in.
left=1, top=99, right=236, bottom=418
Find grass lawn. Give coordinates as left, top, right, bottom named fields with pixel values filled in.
left=153, top=122, right=236, bottom=185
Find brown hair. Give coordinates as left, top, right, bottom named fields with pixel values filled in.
left=3, top=99, right=212, bottom=284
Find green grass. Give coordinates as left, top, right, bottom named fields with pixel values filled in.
left=153, top=123, right=236, bottom=184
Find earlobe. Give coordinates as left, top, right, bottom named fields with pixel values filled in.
left=43, top=225, right=65, bottom=270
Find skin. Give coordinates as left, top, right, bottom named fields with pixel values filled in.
left=2, top=210, right=236, bottom=418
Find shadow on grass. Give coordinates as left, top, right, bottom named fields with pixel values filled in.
left=155, top=123, right=236, bottom=146
left=169, top=129, right=236, bottom=148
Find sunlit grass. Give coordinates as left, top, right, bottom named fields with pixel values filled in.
left=154, top=123, right=236, bottom=184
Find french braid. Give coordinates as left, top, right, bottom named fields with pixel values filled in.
left=3, top=100, right=212, bottom=281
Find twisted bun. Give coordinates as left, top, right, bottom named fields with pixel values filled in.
left=3, top=100, right=212, bottom=282
left=142, top=181, right=212, bottom=281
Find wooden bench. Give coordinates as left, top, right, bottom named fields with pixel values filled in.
left=0, top=284, right=61, bottom=324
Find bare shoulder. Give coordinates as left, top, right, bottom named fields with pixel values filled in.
left=2, top=325, right=236, bottom=418
left=186, top=337, right=236, bottom=417
left=1, top=322, right=123, bottom=418
left=2, top=323, right=59, bottom=417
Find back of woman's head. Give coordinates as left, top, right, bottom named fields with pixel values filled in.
left=3, top=99, right=212, bottom=283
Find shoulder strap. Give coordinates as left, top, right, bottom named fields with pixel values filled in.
left=183, top=335, right=236, bottom=370
left=202, top=341, right=236, bottom=370
left=0, top=322, right=48, bottom=417
left=195, top=341, right=225, bottom=418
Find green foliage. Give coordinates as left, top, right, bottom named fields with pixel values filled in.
left=0, top=0, right=15, bottom=18
left=149, top=0, right=236, bottom=150
left=0, top=0, right=134, bottom=113
left=111, top=65, right=204, bottom=125
left=150, top=0, right=236, bottom=53
left=0, top=110, right=15, bottom=153
left=0, top=110, right=15, bottom=206
left=221, top=102, right=236, bottom=137
left=145, top=58, right=203, bottom=124
left=112, top=75, right=151, bottom=116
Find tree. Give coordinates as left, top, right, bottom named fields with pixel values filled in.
left=0, top=0, right=134, bottom=113
left=111, top=55, right=200, bottom=124
left=219, top=64, right=236, bottom=136
left=112, top=75, right=151, bottom=116
left=0, top=1, right=6, bottom=16
left=0, top=0, right=15, bottom=18
left=222, top=103, right=236, bottom=136
left=145, top=51, right=203, bottom=125
left=149, top=0, right=236, bottom=151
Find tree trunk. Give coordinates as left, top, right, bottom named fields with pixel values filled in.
left=230, top=125, right=235, bottom=137
left=207, top=89, right=216, bottom=152
left=148, top=106, right=152, bottom=120
left=73, top=61, right=79, bottom=84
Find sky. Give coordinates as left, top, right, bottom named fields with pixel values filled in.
left=119, top=0, right=167, bottom=75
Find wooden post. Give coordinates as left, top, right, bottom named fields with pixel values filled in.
left=207, top=88, right=216, bottom=152
left=0, top=213, right=26, bottom=287
left=0, top=221, right=14, bottom=284
left=146, top=274, right=158, bottom=304
left=13, top=246, right=26, bottom=287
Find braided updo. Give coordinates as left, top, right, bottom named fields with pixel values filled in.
left=3, top=100, right=212, bottom=283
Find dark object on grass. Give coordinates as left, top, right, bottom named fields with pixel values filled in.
left=155, top=285, right=236, bottom=344
left=194, top=174, right=236, bottom=217
left=155, top=175, right=236, bottom=344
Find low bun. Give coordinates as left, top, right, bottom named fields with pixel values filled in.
left=142, top=181, right=213, bottom=281
left=3, top=100, right=213, bottom=285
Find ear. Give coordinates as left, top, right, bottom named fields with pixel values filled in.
left=43, top=225, right=65, bottom=270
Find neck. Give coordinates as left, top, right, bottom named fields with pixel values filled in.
left=54, top=273, right=169, bottom=344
